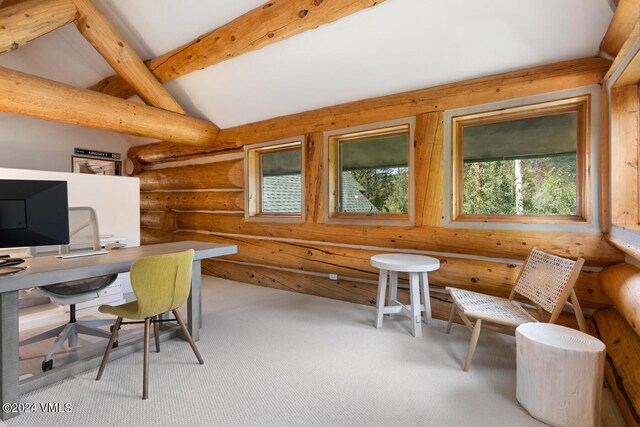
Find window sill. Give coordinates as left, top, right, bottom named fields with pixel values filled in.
left=326, top=217, right=414, bottom=227
left=245, top=215, right=305, bottom=224
left=611, top=223, right=640, bottom=232
left=606, top=236, right=640, bottom=262
left=452, top=214, right=588, bottom=224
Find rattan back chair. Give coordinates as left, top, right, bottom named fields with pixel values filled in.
left=445, top=247, right=586, bottom=371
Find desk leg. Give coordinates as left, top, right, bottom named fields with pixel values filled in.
left=185, top=259, right=201, bottom=342
left=0, top=291, right=19, bottom=421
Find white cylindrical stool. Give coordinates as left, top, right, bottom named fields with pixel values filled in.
left=516, top=323, right=605, bottom=427
left=371, top=254, right=440, bottom=338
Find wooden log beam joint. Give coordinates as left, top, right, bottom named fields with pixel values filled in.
left=71, top=0, right=186, bottom=114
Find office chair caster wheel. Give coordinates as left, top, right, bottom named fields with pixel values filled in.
left=112, top=340, right=119, bottom=349
left=42, top=360, right=53, bottom=372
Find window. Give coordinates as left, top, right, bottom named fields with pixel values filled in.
left=245, top=138, right=304, bottom=222
left=327, top=122, right=413, bottom=222
left=451, top=96, right=589, bottom=222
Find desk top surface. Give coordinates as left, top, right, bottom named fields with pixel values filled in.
left=0, top=241, right=237, bottom=292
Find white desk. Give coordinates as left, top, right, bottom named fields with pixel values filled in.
left=0, top=241, right=236, bottom=420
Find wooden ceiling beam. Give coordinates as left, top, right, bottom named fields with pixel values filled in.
left=609, top=19, right=640, bottom=87
left=71, top=0, right=185, bottom=114
left=88, top=0, right=384, bottom=99
left=0, top=0, right=77, bottom=55
left=602, top=20, right=639, bottom=82
left=0, top=66, right=219, bottom=145
left=614, top=49, right=640, bottom=86
left=599, top=0, right=640, bottom=58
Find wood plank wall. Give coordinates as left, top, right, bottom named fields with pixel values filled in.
left=131, top=57, right=624, bottom=322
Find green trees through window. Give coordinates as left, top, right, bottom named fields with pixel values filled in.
left=348, top=167, right=408, bottom=213
left=453, top=96, right=588, bottom=221
left=462, top=155, right=577, bottom=216
left=332, top=124, right=411, bottom=218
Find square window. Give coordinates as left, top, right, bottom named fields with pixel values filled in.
left=451, top=96, right=589, bottom=223
left=328, top=123, right=412, bottom=221
left=260, top=148, right=302, bottom=214
left=246, top=139, right=304, bottom=221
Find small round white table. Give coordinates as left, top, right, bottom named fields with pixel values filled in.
left=371, top=254, right=440, bottom=338
left=516, top=323, right=606, bottom=427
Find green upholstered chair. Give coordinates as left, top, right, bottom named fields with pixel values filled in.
left=95, top=249, right=204, bottom=399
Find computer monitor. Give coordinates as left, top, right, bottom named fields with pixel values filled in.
left=0, top=180, right=70, bottom=249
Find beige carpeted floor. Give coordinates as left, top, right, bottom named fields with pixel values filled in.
left=4, top=277, right=618, bottom=426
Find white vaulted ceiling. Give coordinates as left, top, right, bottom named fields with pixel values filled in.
left=0, top=0, right=614, bottom=142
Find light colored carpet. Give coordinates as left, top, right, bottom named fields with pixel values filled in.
left=5, top=277, right=562, bottom=426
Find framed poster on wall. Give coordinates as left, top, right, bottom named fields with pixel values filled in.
left=72, top=156, right=122, bottom=176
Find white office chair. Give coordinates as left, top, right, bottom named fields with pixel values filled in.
left=19, top=207, right=118, bottom=371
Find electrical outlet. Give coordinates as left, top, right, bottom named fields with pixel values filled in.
left=329, top=274, right=338, bottom=281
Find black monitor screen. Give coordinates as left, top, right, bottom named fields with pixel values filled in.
left=0, top=180, right=70, bottom=248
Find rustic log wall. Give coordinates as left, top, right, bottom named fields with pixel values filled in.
left=130, top=57, right=613, bottom=164
left=130, top=57, right=624, bottom=324
left=592, top=307, right=640, bottom=426
left=204, top=260, right=580, bottom=329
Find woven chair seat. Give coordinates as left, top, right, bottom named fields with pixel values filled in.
left=445, top=248, right=585, bottom=371
left=448, top=287, right=537, bottom=327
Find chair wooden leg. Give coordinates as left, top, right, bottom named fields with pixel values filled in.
left=172, top=309, right=204, bottom=365
left=463, top=319, right=482, bottom=372
left=570, top=289, right=588, bottom=333
left=534, top=303, right=545, bottom=321
left=153, top=315, right=160, bottom=353
left=446, top=303, right=456, bottom=334
left=96, top=317, right=122, bottom=381
left=143, top=317, right=150, bottom=400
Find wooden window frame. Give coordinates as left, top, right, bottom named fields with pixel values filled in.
left=451, top=95, right=591, bottom=224
left=245, top=138, right=305, bottom=223
left=327, top=123, right=413, bottom=223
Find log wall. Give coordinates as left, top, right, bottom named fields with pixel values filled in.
left=592, top=307, right=640, bottom=426
left=592, top=263, right=640, bottom=427
left=130, top=57, right=624, bottom=323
